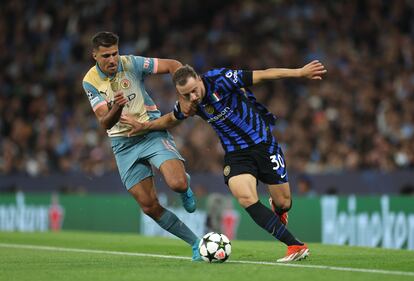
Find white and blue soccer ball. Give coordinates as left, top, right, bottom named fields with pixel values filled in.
left=198, top=232, right=231, bottom=263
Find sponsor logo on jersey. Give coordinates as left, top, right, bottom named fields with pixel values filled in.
left=207, top=107, right=233, bottom=123
left=121, top=79, right=131, bottom=89
left=225, top=70, right=239, bottom=83
left=126, top=93, right=136, bottom=101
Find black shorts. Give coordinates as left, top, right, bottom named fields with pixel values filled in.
left=223, top=142, right=289, bottom=185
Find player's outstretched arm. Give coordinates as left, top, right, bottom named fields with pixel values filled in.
left=252, top=60, right=327, bottom=84
left=155, top=59, right=182, bottom=75
left=120, top=112, right=181, bottom=137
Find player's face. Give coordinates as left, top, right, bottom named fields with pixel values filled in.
left=176, top=76, right=205, bottom=104
left=93, top=45, right=119, bottom=76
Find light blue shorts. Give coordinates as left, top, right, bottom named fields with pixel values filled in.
left=110, top=131, right=184, bottom=190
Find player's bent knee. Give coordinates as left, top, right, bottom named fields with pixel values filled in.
left=166, top=176, right=187, bottom=192
left=280, top=199, right=292, bottom=210
left=237, top=197, right=258, bottom=208
left=274, top=199, right=292, bottom=214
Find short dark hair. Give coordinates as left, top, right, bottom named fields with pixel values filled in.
left=92, top=31, right=119, bottom=50
left=172, top=65, right=198, bottom=86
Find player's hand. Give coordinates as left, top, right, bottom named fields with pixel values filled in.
left=113, top=92, right=128, bottom=107
left=300, top=60, right=327, bottom=80
left=119, top=115, right=147, bottom=137
left=178, top=94, right=197, bottom=117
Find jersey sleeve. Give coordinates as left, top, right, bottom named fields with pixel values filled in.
left=131, top=56, right=158, bottom=78
left=216, top=69, right=253, bottom=93
left=172, top=101, right=188, bottom=120
left=82, top=81, right=106, bottom=112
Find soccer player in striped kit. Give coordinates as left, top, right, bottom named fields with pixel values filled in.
left=82, top=32, right=202, bottom=261
left=121, top=61, right=326, bottom=262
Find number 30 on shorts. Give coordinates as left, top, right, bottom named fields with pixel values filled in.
left=270, top=154, right=285, bottom=171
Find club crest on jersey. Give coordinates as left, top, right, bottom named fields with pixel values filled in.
left=224, top=165, right=231, bottom=176
left=204, top=105, right=215, bottom=115
left=121, top=79, right=131, bottom=89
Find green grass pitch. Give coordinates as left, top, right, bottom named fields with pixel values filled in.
left=0, top=231, right=413, bottom=281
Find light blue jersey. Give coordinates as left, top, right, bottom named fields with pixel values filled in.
left=83, top=55, right=160, bottom=137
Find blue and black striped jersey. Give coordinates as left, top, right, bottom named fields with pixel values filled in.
left=175, top=68, right=277, bottom=153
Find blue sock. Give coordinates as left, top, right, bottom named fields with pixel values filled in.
left=156, top=209, right=198, bottom=245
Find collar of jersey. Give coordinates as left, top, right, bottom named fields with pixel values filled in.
left=96, top=59, right=124, bottom=80
left=200, top=76, right=214, bottom=104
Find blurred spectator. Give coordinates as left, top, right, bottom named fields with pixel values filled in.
left=1, top=0, right=414, bottom=178
left=399, top=184, right=414, bottom=196
left=193, top=183, right=208, bottom=199
left=297, top=174, right=317, bottom=197
left=325, top=186, right=338, bottom=195
left=205, top=193, right=226, bottom=233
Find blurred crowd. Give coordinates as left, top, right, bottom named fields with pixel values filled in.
left=1, top=0, right=414, bottom=178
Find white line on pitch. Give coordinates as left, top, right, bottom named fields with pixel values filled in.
left=0, top=243, right=413, bottom=277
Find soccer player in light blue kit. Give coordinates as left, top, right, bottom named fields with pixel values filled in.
left=82, top=31, right=201, bottom=261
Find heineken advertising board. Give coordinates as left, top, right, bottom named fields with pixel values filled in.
left=0, top=193, right=412, bottom=250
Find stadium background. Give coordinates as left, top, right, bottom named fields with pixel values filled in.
left=0, top=0, right=413, bottom=250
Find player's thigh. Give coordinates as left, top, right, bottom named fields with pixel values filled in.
left=268, top=182, right=291, bottom=207
left=159, top=159, right=187, bottom=190
left=111, top=135, right=154, bottom=190
left=145, top=132, right=187, bottom=190
left=128, top=177, right=159, bottom=212
left=256, top=143, right=289, bottom=185
left=122, top=161, right=153, bottom=190
left=147, top=131, right=185, bottom=170
left=228, top=174, right=259, bottom=208
left=223, top=147, right=258, bottom=185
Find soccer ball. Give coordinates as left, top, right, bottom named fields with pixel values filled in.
left=198, top=232, right=231, bottom=263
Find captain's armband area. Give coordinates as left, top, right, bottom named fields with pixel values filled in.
left=241, top=70, right=253, bottom=86
left=173, top=101, right=187, bottom=120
